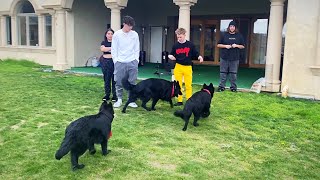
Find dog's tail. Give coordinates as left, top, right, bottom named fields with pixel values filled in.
left=122, top=78, right=136, bottom=91
left=174, top=110, right=184, bottom=119
left=55, top=136, right=72, bottom=160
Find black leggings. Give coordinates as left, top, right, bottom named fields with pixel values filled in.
left=100, top=57, right=116, bottom=98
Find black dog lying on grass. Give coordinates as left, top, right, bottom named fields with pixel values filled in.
left=55, top=101, right=114, bottom=171
left=122, top=78, right=182, bottom=113
left=174, top=83, right=215, bottom=131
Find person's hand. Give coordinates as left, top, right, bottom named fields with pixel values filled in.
left=225, top=45, right=232, bottom=49
left=168, top=55, right=176, bottom=61
left=231, top=44, right=238, bottom=48
left=198, top=56, right=203, bottom=63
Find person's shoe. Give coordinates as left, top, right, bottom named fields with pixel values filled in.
left=102, top=95, right=110, bottom=101
left=113, top=99, right=122, bottom=108
left=218, top=87, right=225, bottom=92
left=174, top=102, right=183, bottom=106
left=111, top=96, right=117, bottom=102
left=230, top=88, right=237, bottom=92
left=128, top=102, right=138, bottom=108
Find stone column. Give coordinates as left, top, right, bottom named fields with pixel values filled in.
left=53, top=8, right=69, bottom=70
left=0, top=16, right=6, bottom=46
left=109, top=6, right=122, bottom=31
left=173, top=0, right=198, bottom=40
left=37, top=14, right=45, bottom=47
left=263, top=0, right=286, bottom=92
left=105, top=0, right=128, bottom=31
left=11, top=16, right=17, bottom=46
left=50, top=12, right=56, bottom=47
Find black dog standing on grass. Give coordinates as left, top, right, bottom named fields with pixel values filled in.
left=55, top=101, right=114, bottom=171
left=121, top=78, right=182, bottom=113
left=174, top=83, right=215, bottom=131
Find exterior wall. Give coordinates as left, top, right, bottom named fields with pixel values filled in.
left=282, top=0, right=320, bottom=99
left=0, top=47, right=56, bottom=65
left=0, top=0, right=56, bottom=66
left=72, top=0, right=110, bottom=67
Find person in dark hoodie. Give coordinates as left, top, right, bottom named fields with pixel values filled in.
left=100, top=28, right=117, bottom=101
left=217, top=20, right=245, bottom=92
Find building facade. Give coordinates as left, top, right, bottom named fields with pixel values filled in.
left=0, top=0, right=319, bottom=100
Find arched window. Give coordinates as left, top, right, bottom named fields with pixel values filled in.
left=17, top=1, right=38, bottom=46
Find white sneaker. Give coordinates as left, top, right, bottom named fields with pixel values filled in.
left=113, top=99, right=122, bottom=108
left=128, top=102, right=138, bottom=108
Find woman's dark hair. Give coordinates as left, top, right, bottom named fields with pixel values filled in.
left=104, top=28, right=114, bottom=42
left=122, top=15, right=135, bottom=26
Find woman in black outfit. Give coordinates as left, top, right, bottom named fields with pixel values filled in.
left=100, top=28, right=117, bottom=101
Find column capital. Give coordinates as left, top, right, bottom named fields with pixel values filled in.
left=270, top=0, right=286, bottom=6
left=105, top=0, right=128, bottom=9
left=173, top=0, right=198, bottom=7
left=54, top=8, right=69, bottom=14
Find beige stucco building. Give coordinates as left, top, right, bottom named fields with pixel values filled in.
left=0, top=0, right=319, bottom=100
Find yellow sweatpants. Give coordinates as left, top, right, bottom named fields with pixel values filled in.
left=174, top=63, right=193, bottom=102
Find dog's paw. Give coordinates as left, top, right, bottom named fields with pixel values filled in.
left=89, top=149, right=96, bottom=155
left=182, top=127, right=187, bottom=131
left=151, top=108, right=156, bottom=111
left=72, top=164, right=85, bottom=171
left=121, top=110, right=126, bottom=113
left=193, top=122, right=199, bottom=127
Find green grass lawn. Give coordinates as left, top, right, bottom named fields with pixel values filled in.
left=0, top=59, right=319, bottom=179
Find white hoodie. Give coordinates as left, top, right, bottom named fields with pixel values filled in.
left=111, top=29, right=140, bottom=63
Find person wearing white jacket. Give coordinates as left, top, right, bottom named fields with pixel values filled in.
left=111, top=16, right=140, bottom=108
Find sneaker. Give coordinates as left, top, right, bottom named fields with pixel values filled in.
left=128, top=102, right=138, bottom=108
left=174, top=102, right=183, bottom=106
left=102, top=95, right=110, bottom=101
left=113, top=99, right=122, bottom=108
left=218, top=87, right=225, bottom=92
left=230, top=88, right=237, bottom=92
left=111, top=96, right=117, bottom=102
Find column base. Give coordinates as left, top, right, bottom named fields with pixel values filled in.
left=53, top=63, right=70, bottom=71
left=261, top=82, right=281, bottom=92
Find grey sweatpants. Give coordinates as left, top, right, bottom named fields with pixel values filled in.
left=219, top=58, right=239, bottom=89
left=114, top=60, right=139, bottom=99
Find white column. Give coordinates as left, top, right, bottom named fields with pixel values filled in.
left=53, top=8, right=69, bottom=70
left=316, top=12, right=320, bottom=66
left=178, top=4, right=191, bottom=40
left=174, top=0, right=197, bottom=40
left=105, top=0, right=128, bottom=31
left=109, top=6, right=122, bottom=31
left=37, top=14, right=45, bottom=47
left=263, top=0, right=286, bottom=92
left=11, top=16, right=17, bottom=46
left=50, top=13, right=56, bottom=47
left=0, top=16, right=6, bottom=46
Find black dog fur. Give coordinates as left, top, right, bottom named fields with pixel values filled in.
left=174, top=83, right=215, bottom=131
left=121, top=78, right=182, bottom=113
left=55, top=101, right=114, bottom=171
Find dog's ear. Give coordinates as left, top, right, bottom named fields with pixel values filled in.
left=209, top=83, right=213, bottom=87
left=203, top=83, right=207, bottom=88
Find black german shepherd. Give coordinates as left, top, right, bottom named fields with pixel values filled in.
left=55, top=101, right=114, bottom=171
left=174, top=83, right=215, bottom=131
left=122, top=78, right=182, bottom=113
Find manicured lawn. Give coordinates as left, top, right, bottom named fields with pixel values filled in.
left=0, top=59, right=319, bottom=179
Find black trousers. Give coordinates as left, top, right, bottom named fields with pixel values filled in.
left=219, top=58, right=239, bottom=89
left=100, top=57, right=116, bottom=98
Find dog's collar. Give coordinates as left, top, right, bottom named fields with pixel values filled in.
left=100, top=111, right=114, bottom=119
left=202, top=88, right=211, bottom=95
left=171, top=84, right=175, bottom=97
